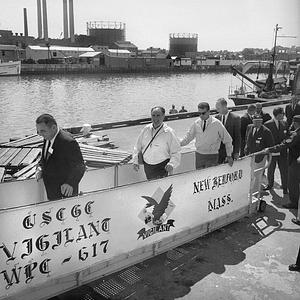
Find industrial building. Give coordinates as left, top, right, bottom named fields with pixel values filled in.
left=26, top=45, right=95, bottom=61
left=169, top=33, right=198, bottom=57
left=87, top=21, right=125, bottom=48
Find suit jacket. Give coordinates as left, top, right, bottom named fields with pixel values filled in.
left=264, top=119, right=288, bottom=156
left=270, top=127, right=300, bottom=165
left=241, top=113, right=253, bottom=142
left=245, top=125, right=274, bottom=163
left=216, top=112, right=241, bottom=156
left=258, top=111, right=272, bottom=123
left=285, top=103, right=300, bottom=127
left=41, top=129, right=85, bottom=200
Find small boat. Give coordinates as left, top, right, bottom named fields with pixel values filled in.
left=228, top=62, right=291, bottom=105
left=228, top=24, right=294, bottom=106
left=0, top=60, right=21, bottom=76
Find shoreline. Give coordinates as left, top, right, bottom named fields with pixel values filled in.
left=20, top=64, right=281, bottom=76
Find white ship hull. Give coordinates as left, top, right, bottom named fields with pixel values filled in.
left=0, top=61, right=21, bottom=76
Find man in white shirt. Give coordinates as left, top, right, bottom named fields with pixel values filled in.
left=133, top=106, right=181, bottom=180
left=181, top=102, right=233, bottom=169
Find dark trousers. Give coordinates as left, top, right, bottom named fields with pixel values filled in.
left=240, top=139, right=246, bottom=157
left=218, top=144, right=227, bottom=164
left=218, top=145, right=236, bottom=164
left=44, top=179, right=79, bottom=201
left=196, top=152, right=218, bottom=170
left=267, top=155, right=288, bottom=189
left=288, top=161, right=300, bottom=205
left=144, top=159, right=170, bottom=180
left=296, top=246, right=300, bottom=266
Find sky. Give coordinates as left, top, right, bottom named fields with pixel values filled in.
left=1, top=0, right=299, bottom=51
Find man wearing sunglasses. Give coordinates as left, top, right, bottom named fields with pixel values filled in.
left=180, top=102, right=233, bottom=169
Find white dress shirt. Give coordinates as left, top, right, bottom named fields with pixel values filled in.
left=44, top=127, right=59, bottom=158
left=133, top=123, right=181, bottom=168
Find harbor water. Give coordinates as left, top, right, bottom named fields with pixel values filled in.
left=0, top=72, right=253, bottom=142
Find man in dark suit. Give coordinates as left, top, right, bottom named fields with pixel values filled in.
left=264, top=107, right=288, bottom=193
left=245, top=114, right=274, bottom=194
left=240, top=104, right=256, bottom=157
left=285, top=93, right=300, bottom=128
left=244, top=114, right=274, bottom=162
left=36, top=114, right=86, bottom=201
left=265, top=115, right=300, bottom=209
left=256, top=103, right=272, bottom=123
left=215, top=98, right=241, bottom=163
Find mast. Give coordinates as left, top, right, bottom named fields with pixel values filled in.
left=265, top=24, right=281, bottom=91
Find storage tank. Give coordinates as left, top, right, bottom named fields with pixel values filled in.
left=169, top=33, right=198, bottom=57
left=87, top=21, right=126, bottom=48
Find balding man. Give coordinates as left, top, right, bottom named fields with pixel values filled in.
left=133, top=106, right=181, bottom=180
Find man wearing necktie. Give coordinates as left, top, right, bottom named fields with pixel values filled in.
left=245, top=115, right=274, bottom=161
left=181, top=102, right=233, bottom=169
left=285, top=92, right=300, bottom=128
left=244, top=114, right=274, bottom=194
left=240, top=104, right=256, bottom=157
left=264, top=115, right=300, bottom=210
left=35, top=114, right=85, bottom=201
left=215, top=98, right=241, bottom=164
left=264, top=107, right=288, bottom=193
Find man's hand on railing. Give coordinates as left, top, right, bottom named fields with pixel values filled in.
left=35, top=166, right=43, bottom=181
left=261, top=148, right=270, bottom=155
left=233, top=153, right=239, bottom=160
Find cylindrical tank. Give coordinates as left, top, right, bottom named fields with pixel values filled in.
left=169, top=33, right=198, bottom=57
left=87, top=21, right=126, bottom=48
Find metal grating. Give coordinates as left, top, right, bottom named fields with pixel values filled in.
left=167, top=249, right=184, bottom=261
left=93, top=279, right=125, bottom=298
left=119, top=268, right=141, bottom=285
left=176, top=247, right=190, bottom=255
left=81, top=294, right=95, bottom=300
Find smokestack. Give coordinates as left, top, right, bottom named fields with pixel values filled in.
left=42, top=0, right=48, bottom=41
left=63, top=0, right=69, bottom=39
left=37, top=0, right=42, bottom=39
left=69, top=0, right=75, bottom=43
left=23, top=8, right=28, bottom=37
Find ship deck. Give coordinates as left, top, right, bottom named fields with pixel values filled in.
left=58, top=102, right=300, bottom=300
left=60, top=180, right=300, bottom=300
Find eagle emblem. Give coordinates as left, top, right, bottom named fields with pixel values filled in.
left=139, top=185, right=174, bottom=226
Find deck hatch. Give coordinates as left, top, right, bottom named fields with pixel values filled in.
left=118, top=266, right=142, bottom=285
left=93, top=278, right=125, bottom=297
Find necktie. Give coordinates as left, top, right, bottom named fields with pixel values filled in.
left=44, top=140, right=50, bottom=160
left=202, top=120, right=206, bottom=132
left=253, top=128, right=256, bottom=136
left=222, top=115, right=225, bottom=125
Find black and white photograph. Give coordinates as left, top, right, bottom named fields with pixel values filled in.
left=0, top=0, right=299, bottom=299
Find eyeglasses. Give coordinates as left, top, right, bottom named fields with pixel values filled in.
left=199, top=111, right=208, bottom=115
